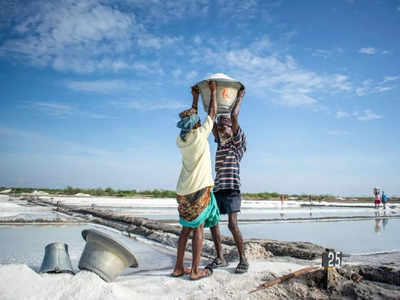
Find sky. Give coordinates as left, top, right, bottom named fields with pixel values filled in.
left=0, top=0, right=399, bottom=196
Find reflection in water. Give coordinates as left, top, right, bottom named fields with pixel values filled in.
left=374, top=218, right=382, bottom=233
left=373, top=211, right=390, bottom=234
left=382, top=218, right=389, bottom=231
left=280, top=202, right=285, bottom=218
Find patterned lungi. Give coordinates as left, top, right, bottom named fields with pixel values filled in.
left=177, top=187, right=220, bottom=228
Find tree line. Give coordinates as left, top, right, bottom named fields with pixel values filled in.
left=1, top=186, right=392, bottom=201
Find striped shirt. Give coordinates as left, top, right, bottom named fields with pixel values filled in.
left=214, top=127, right=246, bottom=192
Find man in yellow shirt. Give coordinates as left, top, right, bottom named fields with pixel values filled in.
left=172, top=81, right=219, bottom=280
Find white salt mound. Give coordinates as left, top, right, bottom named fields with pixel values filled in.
left=74, top=193, right=91, bottom=197
left=0, top=260, right=308, bottom=300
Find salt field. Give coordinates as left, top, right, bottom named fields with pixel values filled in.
left=1, top=195, right=400, bottom=257
left=1, top=195, right=400, bottom=299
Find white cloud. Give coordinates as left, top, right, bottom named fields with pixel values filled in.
left=359, top=47, right=376, bottom=55
left=382, top=50, right=391, bottom=55
left=1, top=0, right=135, bottom=72
left=189, top=39, right=352, bottom=107
left=188, top=37, right=357, bottom=109
left=0, top=0, right=183, bottom=73
left=357, top=109, right=383, bottom=121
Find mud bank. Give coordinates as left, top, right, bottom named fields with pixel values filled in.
left=250, top=263, right=400, bottom=299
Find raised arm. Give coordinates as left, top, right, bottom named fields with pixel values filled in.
left=191, top=85, right=200, bottom=112
left=231, top=86, right=245, bottom=136
left=212, top=120, right=218, bottom=140
left=208, top=80, right=217, bottom=122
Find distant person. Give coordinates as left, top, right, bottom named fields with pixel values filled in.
left=374, top=191, right=381, bottom=209
left=173, top=81, right=219, bottom=280
left=381, top=191, right=388, bottom=209
left=207, top=86, right=248, bottom=274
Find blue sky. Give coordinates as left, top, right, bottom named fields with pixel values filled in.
left=0, top=0, right=399, bottom=196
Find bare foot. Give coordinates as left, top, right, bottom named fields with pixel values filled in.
left=189, top=268, right=213, bottom=280
left=171, top=268, right=191, bottom=277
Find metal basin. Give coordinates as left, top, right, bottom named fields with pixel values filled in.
left=78, top=229, right=138, bottom=282
left=39, top=242, right=74, bottom=274
left=196, top=73, right=244, bottom=114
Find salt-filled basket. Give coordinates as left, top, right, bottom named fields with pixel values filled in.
left=196, top=73, right=244, bottom=114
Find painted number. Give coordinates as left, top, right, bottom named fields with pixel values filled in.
left=328, top=252, right=334, bottom=266
left=323, top=251, right=342, bottom=267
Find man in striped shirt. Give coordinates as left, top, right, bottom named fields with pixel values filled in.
left=207, top=87, right=248, bottom=274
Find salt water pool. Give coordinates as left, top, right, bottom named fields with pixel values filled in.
left=0, top=225, right=178, bottom=273
left=107, top=205, right=400, bottom=221
left=219, top=217, right=400, bottom=254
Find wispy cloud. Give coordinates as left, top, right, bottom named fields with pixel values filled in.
left=383, top=76, right=399, bottom=83
left=359, top=47, right=376, bottom=55
left=355, top=76, right=398, bottom=96
left=328, top=130, right=351, bottom=136
left=336, top=110, right=351, bottom=119
left=336, top=109, right=383, bottom=121
left=30, top=102, right=74, bottom=117
left=356, top=109, right=383, bottom=121
left=66, top=80, right=134, bottom=94
left=0, top=127, right=41, bottom=139
left=0, top=0, right=182, bottom=73
left=279, top=91, right=318, bottom=107
left=21, top=101, right=112, bottom=119
left=216, top=0, right=276, bottom=21
left=111, top=100, right=186, bottom=111
left=309, top=47, right=344, bottom=59
left=188, top=38, right=353, bottom=107
left=137, top=35, right=183, bottom=50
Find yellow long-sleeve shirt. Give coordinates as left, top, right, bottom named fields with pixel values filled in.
left=176, top=115, right=214, bottom=195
